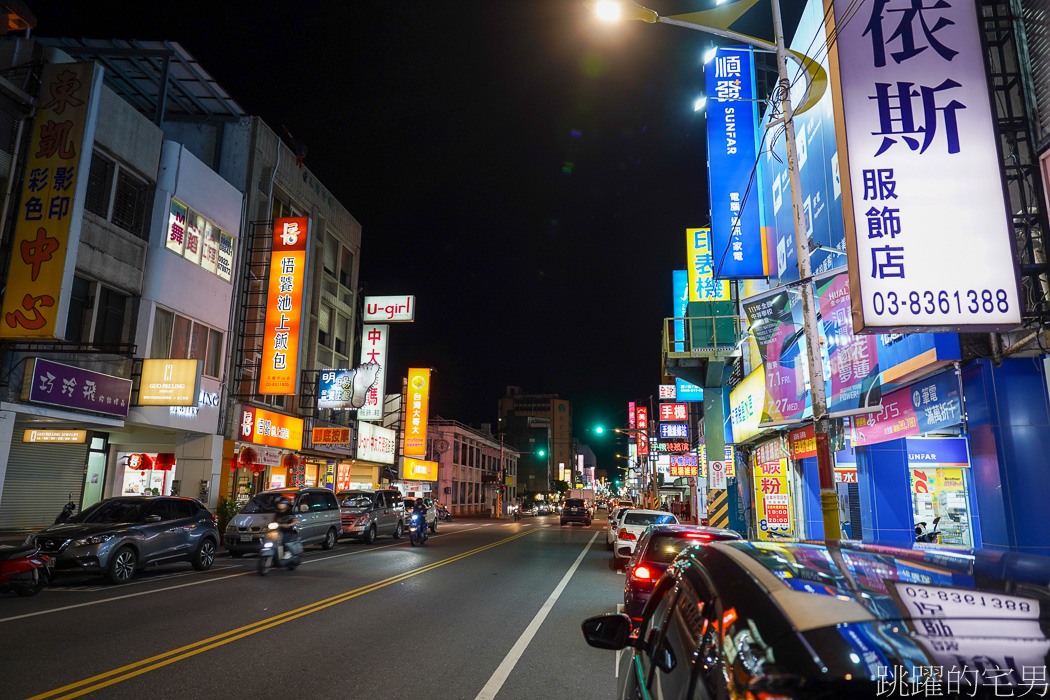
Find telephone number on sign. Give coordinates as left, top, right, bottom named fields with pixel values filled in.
left=871, top=289, right=1010, bottom=317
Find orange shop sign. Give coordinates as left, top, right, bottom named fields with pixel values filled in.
left=311, top=427, right=351, bottom=445
left=260, top=217, right=309, bottom=394
left=405, top=368, right=431, bottom=457
left=400, top=457, right=438, bottom=482
left=239, top=405, right=304, bottom=450
left=0, top=62, right=102, bottom=339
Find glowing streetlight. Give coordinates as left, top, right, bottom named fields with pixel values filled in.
left=693, top=96, right=707, bottom=112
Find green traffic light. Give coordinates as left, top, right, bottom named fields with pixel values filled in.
left=537, top=449, right=546, bottom=457
left=595, top=426, right=604, bottom=434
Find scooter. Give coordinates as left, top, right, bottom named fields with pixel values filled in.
left=513, top=506, right=521, bottom=522
left=915, top=516, right=942, bottom=544
left=408, top=512, right=429, bottom=546
left=438, top=505, right=452, bottom=522
left=257, top=522, right=303, bottom=576
left=55, top=493, right=77, bottom=524
left=0, top=544, right=52, bottom=596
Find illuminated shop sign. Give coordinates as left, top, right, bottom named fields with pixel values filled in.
left=363, top=295, right=416, bottom=322
left=22, top=429, right=87, bottom=443
left=404, top=368, right=430, bottom=457
left=138, top=359, right=200, bottom=406
left=260, top=217, right=309, bottom=395
left=239, top=405, right=303, bottom=451
left=165, top=198, right=234, bottom=282
left=400, top=457, right=438, bottom=481
left=357, top=324, right=388, bottom=421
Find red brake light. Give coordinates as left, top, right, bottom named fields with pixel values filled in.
left=684, top=533, right=711, bottom=539
left=617, top=528, right=636, bottom=541
left=211, top=513, right=219, bottom=526
left=632, top=565, right=652, bottom=580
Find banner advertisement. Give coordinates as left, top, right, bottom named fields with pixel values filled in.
left=137, top=359, right=201, bottom=406
left=674, top=378, right=704, bottom=402
left=850, top=371, right=962, bottom=446
left=828, top=0, right=1020, bottom=331
left=743, top=287, right=810, bottom=425
left=357, top=324, right=389, bottom=421
left=23, top=358, right=132, bottom=418
left=686, top=228, right=731, bottom=302
left=260, top=217, right=309, bottom=394
left=789, top=424, right=817, bottom=459
left=816, top=269, right=882, bottom=415
left=239, top=405, right=304, bottom=451
left=672, top=270, right=688, bottom=352
left=1, top=62, right=102, bottom=339
left=754, top=458, right=793, bottom=540
left=318, top=364, right=380, bottom=410
left=705, top=47, right=766, bottom=278
left=404, top=368, right=431, bottom=457
left=356, top=422, right=396, bottom=464
left=729, top=365, right=765, bottom=443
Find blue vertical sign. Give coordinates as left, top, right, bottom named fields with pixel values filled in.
left=705, top=47, right=765, bottom=278
left=672, top=270, right=688, bottom=352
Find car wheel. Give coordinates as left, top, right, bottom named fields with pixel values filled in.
left=560, top=520, right=566, bottom=526
left=393, top=521, right=403, bottom=539
left=192, top=539, right=216, bottom=570
left=229, top=550, right=244, bottom=558
left=585, top=520, right=591, bottom=526
left=364, top=525, right=376, bottom=544
left=429, top=519, right=437, bottom=533
left=322, top=528, right=337, bottom=550
left=106, top=546, right=137, bottom=584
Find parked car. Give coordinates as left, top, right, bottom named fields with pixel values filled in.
left=31, top=496, right=218, bottom=584
left=605, top=507, right=630, bottom=550
left=337, top=489, right=404, bottom=543
left=520, top=502, right=537, bottom=516
left=583, top=540, right=1050, bottom=699
left=402, top=497, right=437, bottom=532
left=560, top=498, right=591, bottom=526
left=613, top=509, right=677, bottom=566
left=224, top=488, right=341, bottom=556
left=622, top=524, right=741, bottom=623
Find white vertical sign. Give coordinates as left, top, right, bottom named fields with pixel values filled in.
left=829, top=0, right=1020, bottom=331
left=357, top=324, right=388, bottom=421
left=709, top=461, right=727, bottom=490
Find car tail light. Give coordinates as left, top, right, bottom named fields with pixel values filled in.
left=632, top=565, right=652, bottom=580
left=617, top=528, right=636, bottom=541
left=684, top=533, right=711, bottom=539
left=211, top=513, right=219, bottom=527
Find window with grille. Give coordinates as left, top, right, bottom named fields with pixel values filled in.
left=335, top=313, right=348, bottom=356
left=84, top=153, right=114, bottom=218
left=340, top=247, right=353, bottom=288
left=151, top=307, right=224, bottom=378
left=83, top=150, right=151, bottom=238
left=318, top=304, right=331, bottom=347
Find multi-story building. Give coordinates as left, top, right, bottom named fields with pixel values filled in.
left=497, top=387, right=571, bottom=498
left=429, top=419, right=518, bottom=516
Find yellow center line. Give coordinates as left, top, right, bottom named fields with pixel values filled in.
left=27, top=527, right=539, bottom=700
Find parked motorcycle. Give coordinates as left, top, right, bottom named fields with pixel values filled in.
left=408, top=512, right=429, bottom=546
left=0, top=544, right=52, bottom=596
left=257, top=522, right=303, bottom=575
left=915, top=516, right=942, bottom=544
left=438, top=505, right=452, bottom=522
left=55, top=493, right=77, bottom=524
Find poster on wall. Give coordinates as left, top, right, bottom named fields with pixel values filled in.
left=815, top=268, right=882, bottom=415
left=743, top=288, right=810, bottom=425
left=850, top=371, right=961, bottom=446
left=753, top=458, right=794, bottom=540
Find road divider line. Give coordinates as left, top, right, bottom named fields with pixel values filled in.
left=473, top=531, right=599, bottom=700
left=26, top=527, right=540, bottom=700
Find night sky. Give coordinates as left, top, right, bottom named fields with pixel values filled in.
left=28, top=1, right=801, bottom=469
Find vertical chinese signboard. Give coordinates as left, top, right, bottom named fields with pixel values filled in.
left=358, top=325, right=388, bottom=421
left=705, top=48, right=767, bottom=278
left=753, top=457, right=793, bottom=540
left=635, top=406, right=649, bottom=458
left=1, top=62, right=103, bottom=339
left=686, top=228, right=731, bottom=302
left=827, top=0, right=1021, bottom=331
left=260, top=217, right=309, bottom=394
left=405, top=368, right=431, bottom=457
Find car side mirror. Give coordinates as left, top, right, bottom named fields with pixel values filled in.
left=581, top=613, right=634, bottom=651
left=144, top=514, right=162, bottom=523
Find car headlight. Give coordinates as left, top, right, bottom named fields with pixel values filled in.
left=226, top=523, right=237, bottom=532
left=74, top=534, right=114, bottom=546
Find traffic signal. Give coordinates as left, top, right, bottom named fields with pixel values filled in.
left=595, top=426, right=604, bottom=434
left=537, top=449, right=546, bottom=457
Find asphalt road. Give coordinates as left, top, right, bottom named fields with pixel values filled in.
left=0, top=512, right=625, bottom=700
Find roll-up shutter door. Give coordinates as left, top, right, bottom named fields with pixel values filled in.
left=848, top=482, right=863, bottom=541
left=0, top=430, right=90, bottom=530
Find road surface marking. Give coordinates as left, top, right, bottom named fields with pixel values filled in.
left=26, top=527, right=540, bottom=700
left=473, top=530, right=599, bottom=700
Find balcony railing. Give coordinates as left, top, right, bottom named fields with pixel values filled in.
left=662, top=315, right=742, bottom=359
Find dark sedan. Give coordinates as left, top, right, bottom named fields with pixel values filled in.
left=584, top=540, right=1050, bottom=699
left=622, top=524, right=741, bottom=623
left=31, top=496, right=219, bottom=584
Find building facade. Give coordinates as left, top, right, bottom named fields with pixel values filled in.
left=429, top=419, right=518, bottom=516
left=497, top=386, right=571, bottom=498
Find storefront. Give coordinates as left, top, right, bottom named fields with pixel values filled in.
left=225, top=405, right=304, bottom=504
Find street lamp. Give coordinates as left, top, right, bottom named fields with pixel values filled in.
left=591, top=0, right=840, bottom=539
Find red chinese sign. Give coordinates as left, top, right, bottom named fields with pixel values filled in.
left=659, top=403, right=688, bottom=421
left=635, top=406, right=649, bottom=456
left=789, top=424, right=817, bottom=459
left=1, top=63, right=98, bottom=338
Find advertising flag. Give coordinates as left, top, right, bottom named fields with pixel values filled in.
left=705, top=48, right=766, bottom=278
left=743, top=287, right=810, bottom=425
left=816, top=269, right=882, bottom=415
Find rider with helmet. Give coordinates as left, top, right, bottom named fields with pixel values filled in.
left=410, top=497, right=429, bottom=538
left=273, top=495, right=298, bottom=558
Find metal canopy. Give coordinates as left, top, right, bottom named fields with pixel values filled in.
left=38, top=38, right=245, bottom=125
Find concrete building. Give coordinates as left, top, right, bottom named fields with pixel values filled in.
left=497, top=387, right=571, bottom=498
left=429, top=419, right=518, bottom=516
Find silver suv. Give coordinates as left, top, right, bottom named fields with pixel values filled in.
left=338, top=489, right=405, bottom=543
left=224, top=488, right=342, bottom=555
left=32, top=496, right=219, bottom=584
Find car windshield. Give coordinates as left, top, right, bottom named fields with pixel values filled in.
left=623, top=512, right=677, bottom=526
left=239, top=492, right=297, bottom=514
left=566, top=499, right=584, bottom=507
left=338, top=492, right=373, bottom=509
left=70, top=499, right=149, bottom=524
left=641, top=534, right=706, bottom=564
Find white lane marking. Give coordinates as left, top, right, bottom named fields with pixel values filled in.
left=474, top=531, right=599, bottom=700
left=0, top=525, right=491, bottom=622
left=0, top=571, right=253, bottom=623
left=50, top=566, right=237, bottom=592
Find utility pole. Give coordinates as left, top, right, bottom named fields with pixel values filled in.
left=771, top=0, right=840, bottom=539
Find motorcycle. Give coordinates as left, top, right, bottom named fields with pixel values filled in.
left=257, top=522, right=303, bottom=576
left=513, top=506, right=521, bottom=522
left=438, top=505, right=452, bottom=522
left=55, top=493, right=77, bottom=524
left=915, top=516, right=942, bottom=544
left=408, top=512, right=429, bottom=546
left=0, top=544, right=52, bottom=596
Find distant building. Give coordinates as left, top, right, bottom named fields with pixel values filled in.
left=497, top=386, right=571, bottom=497
left=427, top=419, right=518, bottom=516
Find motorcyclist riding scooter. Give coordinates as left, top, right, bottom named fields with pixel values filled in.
left=258, top=496, right=302, bottom=575
left=408, top=498, right=429, bottom=546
